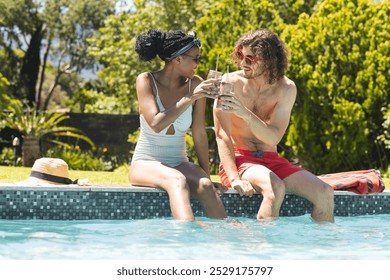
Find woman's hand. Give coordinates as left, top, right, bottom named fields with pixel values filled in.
left=192, top=79, right=221, bottom=100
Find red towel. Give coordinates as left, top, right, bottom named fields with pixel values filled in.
left=318, top=169, right=385, bottom=194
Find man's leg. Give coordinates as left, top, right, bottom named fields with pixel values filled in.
left=283, top=170, right=334, bottom=222
left=241, top=165, right=285, bottom=220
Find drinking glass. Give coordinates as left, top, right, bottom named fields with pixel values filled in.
left=217, top=81, right=234, bottom=109
left=207, top=70, right=223, bottom=80
left=207, top=70, right=223, bottom=98
left=220, top=81, right=234, bottom=95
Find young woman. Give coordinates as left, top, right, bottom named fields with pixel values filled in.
left=129, top=29, right=226, bottom=221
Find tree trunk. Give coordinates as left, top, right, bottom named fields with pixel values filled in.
left=37, top=25, right=50, bottom=110
left=22, top=136, right=41, bottom=167
left=19, top=24, right=44, bottom=107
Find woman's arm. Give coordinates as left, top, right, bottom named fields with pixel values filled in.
left=136, top=72, right=195, bottom=133
left=191, top=96, right=210, bottom=175
left=137, top=73, right=218, bottom=134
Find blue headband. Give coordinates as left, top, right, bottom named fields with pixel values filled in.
left=166, top=31, right=201, bottom=60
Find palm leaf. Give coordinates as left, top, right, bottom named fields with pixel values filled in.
left=0, top=102, right=95, bottom=148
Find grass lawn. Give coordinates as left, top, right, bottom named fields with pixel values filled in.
left=0, top=165, right=222, bottom=186
left=0, top=166, right=388, bottom=189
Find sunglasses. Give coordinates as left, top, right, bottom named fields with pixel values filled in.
left=181, top=54, right=202, bottom=64
left=235, top=49, right=259, bottom=65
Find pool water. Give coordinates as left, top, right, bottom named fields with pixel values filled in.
left=1, top=214, right=389, bottom=260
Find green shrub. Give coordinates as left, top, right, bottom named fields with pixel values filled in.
left=45, top=145, right=111, bottom=171
left=282, top=0, right=389, bottom=173
left=0, top=147, right=21, bottom=166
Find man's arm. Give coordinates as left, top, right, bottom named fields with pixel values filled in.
left=213, top=101, right=239, bottom=182
left=214, top=103, right=256, bottom=196
left=220, top=80, right=297, bottom=147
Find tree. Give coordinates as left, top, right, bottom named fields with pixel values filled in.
left=0, top=73, right=13, bottom=130
left=0, top=0, right=116, bottom=110
left=282, top=0, right=389, bottom=173
left=196, top=0, right=285, bottom=75
left=273, top=0, right=319, bottom=24
left=88, top=0, right=286, bottom=111
left=86, top=0, right=207, bottom=114
left=0, top=72, right=11, bottom=112
left=0, top=0, right=41, bottom=106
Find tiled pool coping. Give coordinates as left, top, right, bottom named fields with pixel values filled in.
left=0, top=184, right=389, bottom=219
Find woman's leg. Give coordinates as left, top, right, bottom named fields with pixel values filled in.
left=129, top=161, right=194, bottom=221
left=175, top=162, right=227, bottom=219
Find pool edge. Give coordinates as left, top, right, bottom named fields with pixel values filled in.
left=0, top=184, right=389, bottom=219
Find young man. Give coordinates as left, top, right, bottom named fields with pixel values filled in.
left=214, top=29, right=334, bottom=222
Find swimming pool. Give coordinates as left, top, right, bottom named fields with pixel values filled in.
left=1, top=214, right=389, bottom=260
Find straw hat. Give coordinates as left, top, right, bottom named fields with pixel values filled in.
left=17, top=157, right=80, bottom=186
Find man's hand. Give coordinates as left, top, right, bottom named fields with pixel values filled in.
left=218, top=93, right=250, bottom=119
left=231, top=179, right=256, bottom=197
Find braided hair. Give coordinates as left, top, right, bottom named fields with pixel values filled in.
left=135, top=29, right=200, bottom=62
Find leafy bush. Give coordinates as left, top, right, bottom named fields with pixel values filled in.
left=0, top=147, right=21, bottom=166
left=378, top=105, right=390, bottom=150
left=45, top=145, right=113, bottom=171
left=282, top=0, right=389, bottom=173
left=64, top=88, right=129, bottom=114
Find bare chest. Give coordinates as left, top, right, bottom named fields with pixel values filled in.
left=239, top=88, right=278, bottom=122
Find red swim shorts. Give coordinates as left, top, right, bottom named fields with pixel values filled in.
left=219, top=148, right=304, bottom=189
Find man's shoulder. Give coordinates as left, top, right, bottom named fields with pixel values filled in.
left=228, top=70, right=243, bottom=76
left=222, top=70, right=244, bottom=82
left=274, top=77, right=297, bottom=105
left=283, top=76, right=296, bottom=87
left=276, top=76, right=296, bottom=93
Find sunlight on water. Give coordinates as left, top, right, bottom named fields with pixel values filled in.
left=1, top=214, right=390, bottom=260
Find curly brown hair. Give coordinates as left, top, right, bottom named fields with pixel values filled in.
left=232, top=29, right=289, bottom=84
